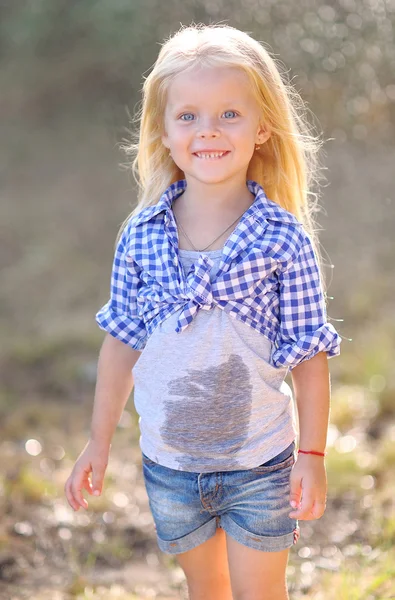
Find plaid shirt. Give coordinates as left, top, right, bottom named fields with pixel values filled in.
left=96, top=179, right=341, bottom=369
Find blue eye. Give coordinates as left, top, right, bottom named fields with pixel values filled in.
left=180, top=113, right=195, bottom=121
left=223, top=110, right=238, bottom=118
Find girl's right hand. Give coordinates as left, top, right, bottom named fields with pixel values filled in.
left=64, top=439, right=110, bottom=511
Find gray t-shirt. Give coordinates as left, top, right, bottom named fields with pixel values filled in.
left=132, top=247, right=297, bottom=472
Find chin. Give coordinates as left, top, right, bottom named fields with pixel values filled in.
left=186, top=170, right=240, bottom=186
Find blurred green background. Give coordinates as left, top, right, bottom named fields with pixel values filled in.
left=0, top=1, right=394, bottom=599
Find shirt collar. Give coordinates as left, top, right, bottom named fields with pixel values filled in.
left=132, top=179, right=298, bottom=227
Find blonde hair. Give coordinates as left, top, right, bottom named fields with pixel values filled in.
left=119, top=23, right=330, bottom=294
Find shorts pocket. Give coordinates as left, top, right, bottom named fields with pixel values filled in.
left=250, top=451, right=295, bottom=474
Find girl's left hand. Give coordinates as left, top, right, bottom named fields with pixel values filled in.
left=288, top=454, right=327, bottom=520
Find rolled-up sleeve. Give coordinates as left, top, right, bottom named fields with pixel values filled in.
left=95, top=222, right=147, bottom=350
left=271, top=230, right=341, bottom=369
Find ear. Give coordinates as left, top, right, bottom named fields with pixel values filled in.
left=256, top=122, right=272, bottom=145
left=162, top=132, right=170, bottom=149
left=161, top=117, right=170, bottom=149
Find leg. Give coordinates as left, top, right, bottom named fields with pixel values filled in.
left=226, top=534, right=290, bottom=600
left=176, top=526, right=233, bottom=600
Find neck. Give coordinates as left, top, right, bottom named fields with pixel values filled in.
left=176, top=175, right=254, bottom=217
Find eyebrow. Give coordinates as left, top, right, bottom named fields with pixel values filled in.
left=169, top=104, right=196, bottom=111
left=169, top=102, right=245, bottom=111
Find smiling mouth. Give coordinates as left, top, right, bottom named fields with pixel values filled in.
left=193, top=151, right=230, bottom=159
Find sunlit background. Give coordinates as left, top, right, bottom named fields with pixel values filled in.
left=1, top=1, right=394, bottom=599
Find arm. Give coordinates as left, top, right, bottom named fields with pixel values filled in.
left=288, top=350, right=329, bottom=520
left=90, top=333, right=141, bottom=446
left=65, top=220, right=146, bottom=512
left=292, top=350, right=330, bottom=453
left=270, top=227, right=339, bottom=519
left=64, top=334, right=141, bottom=511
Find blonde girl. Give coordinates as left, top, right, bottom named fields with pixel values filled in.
left=65, top=23, right=341, bottom=600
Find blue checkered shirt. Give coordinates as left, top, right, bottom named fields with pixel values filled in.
left=96, top=179, right=341, bottom=369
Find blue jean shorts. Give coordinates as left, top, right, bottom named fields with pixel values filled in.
left=141, top=442, right=299, bottom=555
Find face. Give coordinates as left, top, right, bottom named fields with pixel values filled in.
left=161, top=65, right=271, bottom=186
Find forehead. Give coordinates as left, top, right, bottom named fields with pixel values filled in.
left=165, top=66, right=256, bottom=109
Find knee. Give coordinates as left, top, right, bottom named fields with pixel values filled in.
left=187, top=574, right=233, bottom=600
left=232, top=581, right=289, bottom=600
left=187, top=584, right=233, bottom=600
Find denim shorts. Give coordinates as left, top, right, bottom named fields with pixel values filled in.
left=141, top=442, right=299, bottom=554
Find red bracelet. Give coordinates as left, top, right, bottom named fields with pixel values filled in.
left=298, top=449, right=326, bottom=457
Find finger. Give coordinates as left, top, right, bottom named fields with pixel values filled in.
left=311, top=499, right=327, bottom=519
left=289, top=493, right=315, bottom=520
left=91, top=465, right=106, bottom=496
left=291, top=501, right=326, bottom=521
left=74, top=486, right=89, bottom=510
left=70, top=473, right=89, bottom=510
left=289, top=508, right=315, bottom=520
left=289, top=476, right=302, bottom=510
left=81, top=473, right=95, bottom=495
left=64, top=478, right=75, bottom=510
left=64, top=477, right=82, bottom=511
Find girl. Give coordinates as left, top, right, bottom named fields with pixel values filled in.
left=65, top=23, right=342, bottom=600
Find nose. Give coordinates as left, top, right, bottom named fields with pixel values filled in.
left=197, top=117, right=220, bottom=139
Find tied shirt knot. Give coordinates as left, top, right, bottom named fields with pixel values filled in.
left=176, top=254, right=216, bottom=333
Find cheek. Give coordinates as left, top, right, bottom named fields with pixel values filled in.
left=168, top=128, right=193, bottom=150
left=234, top=122, right=256, bottom=140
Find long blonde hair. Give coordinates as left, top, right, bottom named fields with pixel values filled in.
left=119, top=23, right=330, bottom=294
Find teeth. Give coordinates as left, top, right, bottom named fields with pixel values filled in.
left=195, top=152, right=226, bottom=159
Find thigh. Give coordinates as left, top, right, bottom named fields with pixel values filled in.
left=176, top=526, right=233, bottom=600
left=226, top=536, right=290, bottom=600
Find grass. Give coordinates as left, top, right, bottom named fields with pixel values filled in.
left=329, top=384, right=379, bottom=432
left=3, top=463, right=58, bottom=504
left=67, top=576, right=140, bottom=599
left=325, top=448, right=364, bottom=494
left=312, top=548, right=395, bottom=599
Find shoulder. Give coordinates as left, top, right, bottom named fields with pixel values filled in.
left=129, top=205, right=163, bottom=228
left=261, top=197, right=300, bottom=228
left=257, top=200, right=307, bottom=265
left=119, top=205, right=163, bottom=243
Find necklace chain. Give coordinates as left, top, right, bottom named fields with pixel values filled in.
left=173, top=209, right=244, bottom=252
